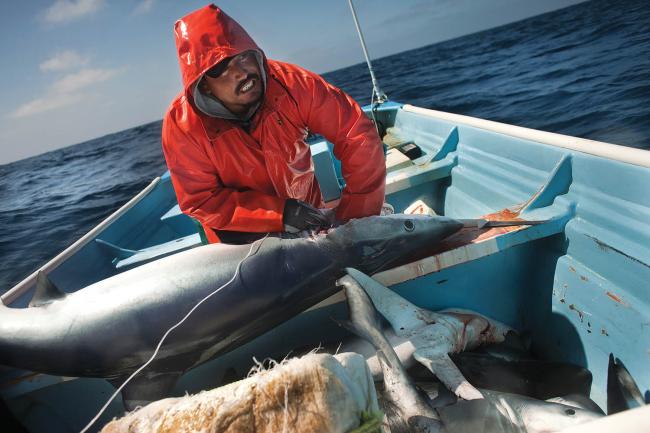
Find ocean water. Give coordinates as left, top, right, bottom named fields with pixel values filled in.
left=1, top=0, right=649, bottom=293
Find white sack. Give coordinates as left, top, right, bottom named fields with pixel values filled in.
left=100, top=352, right=379, bottom=433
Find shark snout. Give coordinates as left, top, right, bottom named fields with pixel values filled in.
left=416, top=215, right=463, bottom=238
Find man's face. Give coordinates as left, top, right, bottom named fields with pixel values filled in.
left=201, top=51, right=263, bottom=116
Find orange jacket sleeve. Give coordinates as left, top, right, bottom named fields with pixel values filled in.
left=162, top=107, right=285, bottom=233
left=288, top=70, right=386, bottom=221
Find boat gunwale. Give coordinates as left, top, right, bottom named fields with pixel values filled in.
left=402, top=104, right=650, bottom=169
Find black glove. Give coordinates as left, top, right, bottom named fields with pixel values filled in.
left=283, top=199, right=330, bottom=233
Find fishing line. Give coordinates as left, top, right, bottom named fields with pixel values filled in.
left=80, top=234, right=269, bottom=433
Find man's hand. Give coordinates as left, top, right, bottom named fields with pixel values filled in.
left=283, top=199, right=330, bottom=233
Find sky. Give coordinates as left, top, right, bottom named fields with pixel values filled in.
left=0, top=0, right=586, bottom=165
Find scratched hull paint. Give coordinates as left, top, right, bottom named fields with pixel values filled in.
left=2, top=103, right=650, bottom=432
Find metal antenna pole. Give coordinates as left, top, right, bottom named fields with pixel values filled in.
left=348, top=0, right=387, bottom=106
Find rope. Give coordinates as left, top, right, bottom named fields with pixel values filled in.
left=80, top=234, right=269, bottom=433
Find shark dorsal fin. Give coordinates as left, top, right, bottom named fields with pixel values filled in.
left=29, top=271, right=66, bottom=307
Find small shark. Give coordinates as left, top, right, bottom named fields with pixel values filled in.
left=343, top=268, right=512, bottom=401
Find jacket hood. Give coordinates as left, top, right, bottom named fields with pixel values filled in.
left=174, top=4, right=262, bottom=98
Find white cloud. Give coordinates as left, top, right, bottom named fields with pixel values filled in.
left=11, top=93, right=84, bottom=118
left=12, top=48, right=122, bottom=119
left=51, top=68, right=118, bottom=93
left=42, top=0, right=104, bottom=24
left=132, top=0, right=155, bottom=16
left=10, top=68, right=120, bottom=118
left=39, top=50, right=89, bottom=72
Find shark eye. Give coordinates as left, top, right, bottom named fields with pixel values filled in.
left=565, top=409, right=576, bottom=416
left=403, top=219, right=415, bottom=232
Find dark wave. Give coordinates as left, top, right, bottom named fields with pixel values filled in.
left=324, top=0, right=650, bottom=150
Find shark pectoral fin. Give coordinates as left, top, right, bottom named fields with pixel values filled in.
left=29, top=271, right=67, bottom=307
left=414, top=350, right=483, bottom=401
left=108, top=371, right=182, bottom=411
left=344, top=268, right=432, bottom=336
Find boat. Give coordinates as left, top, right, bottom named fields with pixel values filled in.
left=1, top=99, right=649, bottom=432
left=3, top=4, right=650, bottom=431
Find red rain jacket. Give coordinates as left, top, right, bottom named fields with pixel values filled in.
left=162, top=5, right=386, bottom=242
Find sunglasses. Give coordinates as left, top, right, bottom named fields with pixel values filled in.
left=204, top=51, right=257, bottom=79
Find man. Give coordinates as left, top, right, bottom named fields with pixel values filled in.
left=162, top=4, right=386, bottom=243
